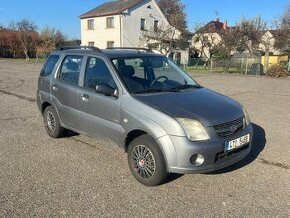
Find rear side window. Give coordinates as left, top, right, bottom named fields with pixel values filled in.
left=40, top=55, right=59, bottom=77
left=59, top=55, right=83, bottom=86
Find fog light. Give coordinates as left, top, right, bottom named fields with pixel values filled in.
left=190, top=154, right=204, bottom=166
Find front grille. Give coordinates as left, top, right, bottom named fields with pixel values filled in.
left=215, top=144, right=249, bottom=163
left=213, top=117, right=244, bottom=137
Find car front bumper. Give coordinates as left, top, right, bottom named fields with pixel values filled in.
left=157, top=124, right=253, bottom=174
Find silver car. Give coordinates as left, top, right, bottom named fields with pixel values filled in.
left=37, top=47, right=253, bottom=186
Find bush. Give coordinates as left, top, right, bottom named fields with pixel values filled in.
left=266, top=64, right=290, bottom=78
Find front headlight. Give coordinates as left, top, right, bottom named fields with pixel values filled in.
left=177, top=118, right=209, bottom=141
left=242, top=106, right=251, bottom=126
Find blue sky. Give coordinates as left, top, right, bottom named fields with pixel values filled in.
left=0, top=0, right=288, bottom=39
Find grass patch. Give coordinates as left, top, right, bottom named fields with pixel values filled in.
left=0, top=57, right=46, bottom=63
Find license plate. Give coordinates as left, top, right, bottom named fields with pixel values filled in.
left=225, top=134, right=250, bottom=151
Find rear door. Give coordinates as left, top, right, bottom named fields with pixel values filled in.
left=51, top=54, right=84, bottom=130
left=78, top=56, right=124, bottom=144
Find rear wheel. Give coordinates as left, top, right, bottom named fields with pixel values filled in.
left=128, top=135, right=168, bottom=186
left=43, top=106, right=66, bottom=138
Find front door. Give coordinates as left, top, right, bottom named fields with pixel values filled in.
left=78, top=56, right=124, bottom=144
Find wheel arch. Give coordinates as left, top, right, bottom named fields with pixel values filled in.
left=41, top=102, right=51, bottom=114
left=124, top=129, right=148, bottom=152
left=123, top=129, right=177, bottom=172
left=41, top=102, right=63, bottom=128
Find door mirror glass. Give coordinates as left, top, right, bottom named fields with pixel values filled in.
left=95, top=84, right=118, bottom=97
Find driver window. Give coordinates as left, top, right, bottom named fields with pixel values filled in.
left=84, top=57, right=116, bottom=91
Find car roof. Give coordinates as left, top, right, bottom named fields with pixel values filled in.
left=51, top=47, right=165, bottom=59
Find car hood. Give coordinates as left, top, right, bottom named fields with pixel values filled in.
left=134, top=88, right=243, bottom=126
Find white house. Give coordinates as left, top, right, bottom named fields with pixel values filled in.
left=80, top=0, right=170, bottom=49
left=259, top=30, right=282, bottom=55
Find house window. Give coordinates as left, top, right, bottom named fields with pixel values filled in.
left=107, top=17, right=114, bottom=28
left=107, top=41, right=114, bottom=48
left=140, top=18, right=146, bottom=31
left=154, top=20, right=159, bottom=32
left=88, top=42, right=95, bottom=47
left=87, top=19, right=94, bottom=30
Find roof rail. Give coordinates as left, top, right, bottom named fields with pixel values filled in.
left=106, top=47, right=154, bottom=53
left=57, top=46, right=102, bottom=52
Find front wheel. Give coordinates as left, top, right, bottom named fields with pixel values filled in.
left=128, top=135, right=168, bottom=186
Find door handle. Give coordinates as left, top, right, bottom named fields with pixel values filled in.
left=52, top=84, right=58, bottom=91
left=81, top=94, right=89, bottom=102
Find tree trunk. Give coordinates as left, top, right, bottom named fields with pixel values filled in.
left=288, top=59, right=290, bottom=72
left=24, top=49, right=29, bottom=61
left=264, top=48, right=270, bottom=73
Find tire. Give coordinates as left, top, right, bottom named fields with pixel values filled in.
left=43, top=106, right=66, bottom=138
left=128, top=135, right=168, bottom=186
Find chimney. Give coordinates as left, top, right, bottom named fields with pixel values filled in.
left=223, top=20, right=227, bottom=30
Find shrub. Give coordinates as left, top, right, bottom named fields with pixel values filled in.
left=266, top=64, right=290, bottom=78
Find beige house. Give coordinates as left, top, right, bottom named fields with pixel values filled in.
left=192, top=19, right=228, bottom=59
left=80, top=0, right=169, bottom=48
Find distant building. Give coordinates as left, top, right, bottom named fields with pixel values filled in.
left=80, top=0, right=169, bottom=48
left=192, top=18, right=233, bottom=59
left=192, top=19, right=289, bottom=61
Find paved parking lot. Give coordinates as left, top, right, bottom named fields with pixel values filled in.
left=0, top=59, right=289, bottom=217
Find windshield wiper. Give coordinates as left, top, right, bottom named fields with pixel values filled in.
left=133, top=88, right=180, bottom=94
left=170, top=84, right=203, bottom=91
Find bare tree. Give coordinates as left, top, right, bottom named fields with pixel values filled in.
left=274, top=3, right=290, bottom=71
left=220, top=28, right=241, bottom=57
left=37, top=26, right=65, bottom=56
left=156, top=0, right=187, bottom=33
left=10, top=19, right=38, bottom=60
left=140, top=23, right=185, bottom=56
left=192, top=23, right=223, bottom=61
left=140, top=0, right=189, bottom=57
left=260, top=30, right=276, bottom=72
left=235, top=16, right=267, bottom=54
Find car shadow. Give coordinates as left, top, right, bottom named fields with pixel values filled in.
left=164, top=173, right=184, bottom=184
left=65, top=130, right=79, bottom=138
left=207, top=123, right=266, bottom=174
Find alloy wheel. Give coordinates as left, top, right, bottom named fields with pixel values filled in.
left=131, top=145, right=156, bottom=179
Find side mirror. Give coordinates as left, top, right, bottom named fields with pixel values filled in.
left=95, top=84, right=118, bottom=98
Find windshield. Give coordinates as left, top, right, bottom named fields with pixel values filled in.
left=111, top=56, right=200, bottom=94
